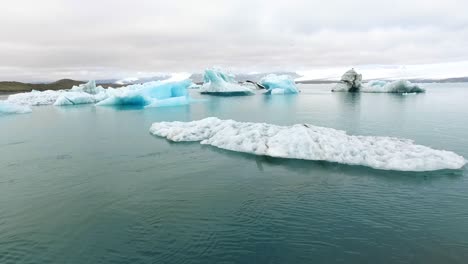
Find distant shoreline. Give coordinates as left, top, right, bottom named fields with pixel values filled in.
left=1, top=77, right=467, bottom=95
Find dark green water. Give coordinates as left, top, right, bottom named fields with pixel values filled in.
left=1, top=84, right=468, bottom=264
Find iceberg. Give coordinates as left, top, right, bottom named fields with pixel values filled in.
left=7, top=90, right=64, bottom=106
left=332, top=68, right=363, bottom=92
left=362, top=80, right=425, bottom=93
left=96, top=79, right=192, bottom=107
left=0, top=101, right=32, bottom=114
left=259, top=74, right=299, bottom=95
left=332, top=69, right=425, bottom=93
left=200, top=69, right=254, bottom=96
left=149, top=118, right=466, bottom=171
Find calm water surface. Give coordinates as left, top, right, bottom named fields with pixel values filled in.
left=1, top=84, right=468, bottom=263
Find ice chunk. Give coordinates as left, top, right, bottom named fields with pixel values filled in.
left=200, top=69, right=254, bottom=95
left=332, top=68, right=363, bottom=92
left=70, top=80, right=104, bottom=95
left=53, top=92, right=102, bottom=106
left=259, top=74, right=299, bottom=95
left=96, top=79, right=192, bottom=107
left=362, top=80, right=425, bottom=93
left=7, top=90, right=64, bottom=106
left=150, top=118, right=466, bottom=171
left=0, top=101, right=32, bottom=115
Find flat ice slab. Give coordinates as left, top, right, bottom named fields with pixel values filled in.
left=150, top=118, right=466, bottom=171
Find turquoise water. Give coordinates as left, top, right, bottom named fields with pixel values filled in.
left=1, top=84, right=468, bottom=263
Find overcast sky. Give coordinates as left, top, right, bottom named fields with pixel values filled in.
left=1, top=0, right=468, bottom=81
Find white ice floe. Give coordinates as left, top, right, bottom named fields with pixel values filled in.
left=259, top=74, right=299, bottom=95
left=149, top=118, right=466, bottom=171
left=361, top=80, right=425, bottom=93
left=7, top=90, right=64, bottom=106
left=0, top=101, right=32, bottom=114
left=200, top=68, right=254, bottom=95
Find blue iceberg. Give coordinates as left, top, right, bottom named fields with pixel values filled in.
left=259, top=74, right=299, bottom=95
left=0, top=101, right=32, bottom=115
left=96, top=79, right=193, bottom=107
left=200, top=69, right=254, bottom=96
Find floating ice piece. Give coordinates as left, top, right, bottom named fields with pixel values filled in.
left=53, top=92, right=105, bottom=106
left=96, top=80, right=192, bottom=107
left=149, top=118, right=466, bottom=171
left=259, top=74, right=299, bottom=95
left=0, top=101, right=32, bottom=114
left=332, top=68, right=363, bottom=92
left=7, top=90, right=64, bottom=106
left=200, top=69, right=254, bottom=96
left=70, top=80, right=104, bottom=95
left=362, top=80, right=425, bottom=93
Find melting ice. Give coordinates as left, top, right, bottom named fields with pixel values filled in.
left=0, top=101, right=32, bottom=115
left=150, top=118, right=466, bottom=172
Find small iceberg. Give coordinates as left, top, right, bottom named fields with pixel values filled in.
left=149, top=118, right=466, bottom=171
left=332, top=69, right=425, bottom=94
left=0, top=101, right=32, bottom=115
left=362, top=80, right=425, bottom=93
left=199, top=69, right=254, bottom=96
left=259, top=74, right=299, bottom=95
left=332, top=68, right=363, bottom=92
left=96, top=79, right=193, bottom=108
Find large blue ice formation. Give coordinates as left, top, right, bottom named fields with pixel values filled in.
left=0, top=101, right=32, bottom=115
left=200, top=69, right=254, bottom=96
left=259, top=74, right=299, bottom=95
left=96, top=79, right=193, bottom=107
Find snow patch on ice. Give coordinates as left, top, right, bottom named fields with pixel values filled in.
left=149, top=118, right=466, bottom=172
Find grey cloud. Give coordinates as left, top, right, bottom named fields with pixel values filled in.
left=1, top=0, right=468, bottom=81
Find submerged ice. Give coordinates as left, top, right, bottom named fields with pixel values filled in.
left=150, top=118, right=466, bottom=172
left=200, top=69, right=254, bottom=95
left=259, top=74, right=299, bottom=95
left=0, top=101, right=32, bottom=114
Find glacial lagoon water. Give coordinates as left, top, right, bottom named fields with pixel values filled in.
left=1, top=83, right=468, bottom=263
